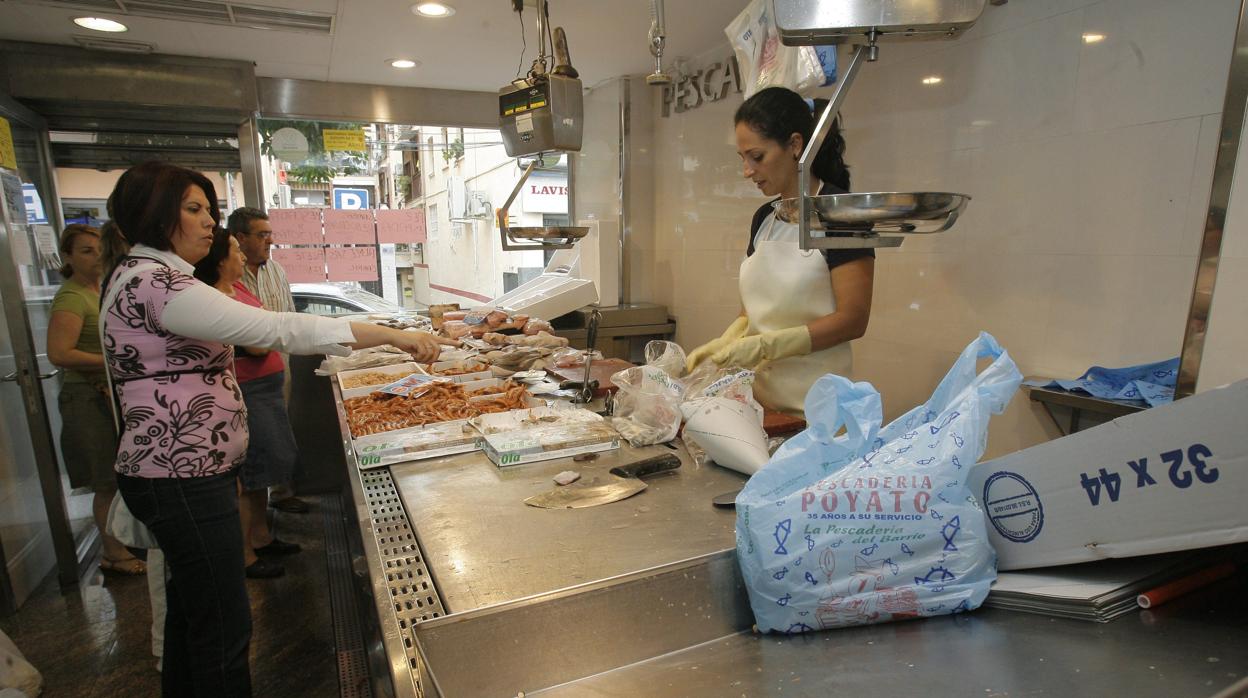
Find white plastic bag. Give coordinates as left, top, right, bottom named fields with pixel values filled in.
left=609, top=341, right=687, bottom=446
left=726, top=0, right=831, bottom=97
left=736, top=333, right=1022, bottom=634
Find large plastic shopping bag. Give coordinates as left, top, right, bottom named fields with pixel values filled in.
left=736, top=332, right=1022, bottom=633
left=725, top=0, right=832, bottom=98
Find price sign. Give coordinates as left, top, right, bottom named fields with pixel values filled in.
left=324, top=209, right=376, bottom=245
left=325, top=246, right=378, bottom=282
left=268, top=208, right=323, bottom=245
left=271, top=247, right=326, bottom=282
left=376, top=208, right=427, bottom=243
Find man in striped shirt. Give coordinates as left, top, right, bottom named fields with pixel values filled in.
left=228, top=207, right=309, bottom=514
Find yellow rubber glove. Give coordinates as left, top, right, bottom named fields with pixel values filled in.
left=710, top=325, right=813, bottom=369
left=685, top=316, right=750, bottom=373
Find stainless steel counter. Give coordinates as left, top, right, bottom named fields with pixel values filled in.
left=390, top=440, right=745, bottom=612
left=537, top=590, right=1248, bottom=697
left=335, top=382, right=1248, bottom=698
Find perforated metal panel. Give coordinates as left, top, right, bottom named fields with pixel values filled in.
left=359, top=467, right=445, bottom=680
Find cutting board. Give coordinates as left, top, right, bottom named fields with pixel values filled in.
left=547, top=358, right=636, bottom=397
left=762, top=410, right=806, bottom=437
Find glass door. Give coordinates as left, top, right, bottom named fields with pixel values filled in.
left=0, top=95, right=80, bottom=611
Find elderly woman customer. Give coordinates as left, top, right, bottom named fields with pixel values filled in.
left=46, top=223, right=145, bottom=575
left=101, top=160, right=451, bottom=697
left=192, top=230, right=299, bottom=579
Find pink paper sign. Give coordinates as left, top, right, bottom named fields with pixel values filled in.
left=376, top=209, right=427, bottom=244
left=267, top=208, right=323, bottom=246
left=324, top=209, right=376, bottom=245
left=271, top=247, right=326, bottom=283
left=325, top=246, right=378, bottom=282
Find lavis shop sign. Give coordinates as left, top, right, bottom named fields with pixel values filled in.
left=661, top=56, right=743, bottom=117
left=522, top=174, right=569, bottom=214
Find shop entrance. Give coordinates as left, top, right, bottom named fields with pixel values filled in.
left=0, top=87, right=250, bottom=610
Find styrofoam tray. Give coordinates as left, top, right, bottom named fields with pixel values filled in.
left=353, top=420, right=481, bottom=469
left=337, top=362, right=422, bottom=390
left=343, top=378, right=546, bottom=438
left=481, top=418, right=620, bottom=468
left=468, top=404, right=601, bottom=435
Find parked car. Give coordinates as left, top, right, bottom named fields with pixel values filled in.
left=291, top=283, right=407, bottom=316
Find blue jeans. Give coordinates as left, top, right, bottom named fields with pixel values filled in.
left=118, top=470, right=251, bottom=697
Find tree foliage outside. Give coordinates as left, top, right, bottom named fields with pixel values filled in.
left=259, top=119, right=376, bottom=180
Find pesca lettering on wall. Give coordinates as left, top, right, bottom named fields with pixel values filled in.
left=660, top=55, right=743, bottom=118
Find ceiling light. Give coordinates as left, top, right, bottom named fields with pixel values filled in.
left=389, top=59, right=419, bottom=69
left=922, top=76, right=943, bottom=85
left=412, top=2, right=455, bottom=18
left=1082, top=32, right=1106, bottom=44
left=73, top=17, right=128, bottom=33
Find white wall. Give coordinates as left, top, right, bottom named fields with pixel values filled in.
left=56, top=167, right=244, bottom=209
left=648, top=0, right=1242, bottom=458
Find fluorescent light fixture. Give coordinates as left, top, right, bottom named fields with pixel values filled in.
left=73, top=16, right=128, bottom=32
left=412, top=2, right=455, bottom=17
left=389, top=58, right=419, bottom=69
left=1082, top=33, right=1106, bottom=44
left=921, top=75, right=943, bottom=85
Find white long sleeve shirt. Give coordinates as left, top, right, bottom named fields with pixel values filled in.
left=128, top=244, right=355, bottom=356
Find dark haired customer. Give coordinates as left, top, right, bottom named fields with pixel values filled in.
left=101, top=161, right=451, bottom=697
left=226, top=206, right=306, bottom=514
left=685, top=86, right=875, bottom=416
left=46, top=224, right=145, bottom=575
left=193, top=230, right=297, bottom=579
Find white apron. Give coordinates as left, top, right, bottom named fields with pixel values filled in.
left=739, top=212, right=853, bottom=416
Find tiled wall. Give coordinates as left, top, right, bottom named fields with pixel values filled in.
left=647, top=0, right=1242, bottom=458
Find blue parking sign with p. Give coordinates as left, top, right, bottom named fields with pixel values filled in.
left=333, top=188, right=370, bottom=210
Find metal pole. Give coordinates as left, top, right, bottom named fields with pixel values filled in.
left=237, top=115, right=265, bottom=209
left=1175, top=0, right=1248, bottom=397
left=618, top=78, right=631, bottom=307
left=797, top=44, right=869, bottom=250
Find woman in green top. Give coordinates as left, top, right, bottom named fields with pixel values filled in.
left=47, top=223, right=145, bottom=575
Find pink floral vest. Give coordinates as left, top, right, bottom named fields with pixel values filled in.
left=103, top=257, right=247, bottom=478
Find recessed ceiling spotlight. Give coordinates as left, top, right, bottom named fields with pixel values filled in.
left=921, top=75, right=943, bottom=85
left=412, top=2, right=455, bottom=18
left=389, top=58, right=419, bottom=69
left=73, top=17, right=128, bottom=33
left=1082, top=32, right=1106, bottom=44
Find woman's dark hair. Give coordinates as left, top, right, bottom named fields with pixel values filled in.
left=192, top=227, right=232, bottom=288
left=734, top=86, right=850, bottom=191
left=107, top=161, right=221, bottom=253
left=57, top=224, right=100, bottom=278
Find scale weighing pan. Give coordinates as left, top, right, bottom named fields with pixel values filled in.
left=505, top=226, right=589, bottom=240
left=773, top=191, right=970, bottom=234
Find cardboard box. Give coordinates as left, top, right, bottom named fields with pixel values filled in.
left=968, top=379, right=1248, bottom=571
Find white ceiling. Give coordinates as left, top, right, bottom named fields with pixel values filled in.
left=0, top=0, right=747, bottom=92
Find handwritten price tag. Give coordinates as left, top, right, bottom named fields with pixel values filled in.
left=325, top=246, right=378, bottom=281
left=324, top=209, right=376, bottom=245
left=376, top=208, right=427, bottom=244
left=270, top=247, right=325, bottom=282
left=268, top=208, right=323, bottom=245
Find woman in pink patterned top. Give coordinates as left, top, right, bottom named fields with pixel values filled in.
left=101, top=161, right=451, bottom=697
